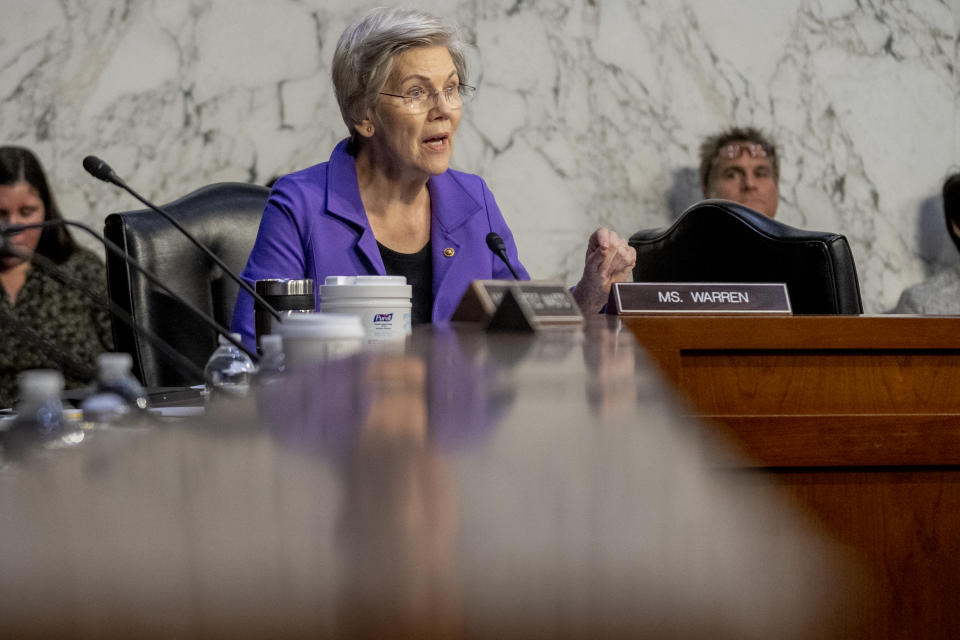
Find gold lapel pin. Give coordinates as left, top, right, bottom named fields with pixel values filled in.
left=442, top=247, right=455, bottom=258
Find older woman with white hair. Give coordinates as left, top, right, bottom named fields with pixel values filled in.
left=231, top=7, right=635, bottom=346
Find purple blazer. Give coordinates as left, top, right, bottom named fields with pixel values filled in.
left=231, top=140, right=529, bottom=348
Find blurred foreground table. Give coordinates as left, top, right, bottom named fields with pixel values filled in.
left=0, top=320, right=860, bottom=638
left=623, top=314, right=960, bottom=639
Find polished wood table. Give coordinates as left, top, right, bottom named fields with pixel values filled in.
left=622, top=315, right=960, bottom=639
left=0, top=321, right=858, bottom=639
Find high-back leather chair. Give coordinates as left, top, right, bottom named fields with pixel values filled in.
left=628, top=199, right=863, bottom=314
left=104, top=182, right=270, bottom=388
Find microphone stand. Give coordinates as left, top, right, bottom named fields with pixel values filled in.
left=1, top=240, right=206, bottom=383
left=3, top=220, right=258, bottom=364
left=82, top=156, right=282, bottom=323
left=0, top=304, right=97, bottom=383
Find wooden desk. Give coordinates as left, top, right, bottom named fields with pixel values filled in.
left=622, top=315, right=960, bottom=638
left=0, top=323, right=857, bottom=639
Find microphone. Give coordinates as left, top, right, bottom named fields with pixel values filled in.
left=485, top=232, right=520, bottom=280
left=1, top=239, right=205, bottom=384
left=2, top=221, right=258, bottom=365
left=82, top=155, right=120, bottom=185
left=82, top=155, right=281, bottom=322
left=0, top=304, right=98, bottom=382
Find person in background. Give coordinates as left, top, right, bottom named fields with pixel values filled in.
left=0, top=146, right=113, bottom=407
left=893, top=172, right=960, bottom=314
left=698, top=127, right=780, bottom=218
left=231, top=7, right=635, bottom=348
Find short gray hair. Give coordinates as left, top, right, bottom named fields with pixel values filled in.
left=332, top=7, right=468, bottom=132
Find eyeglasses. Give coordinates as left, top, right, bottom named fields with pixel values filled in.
left=379, top=84, right=476, bottom=113
left=717, top=142, right=774, bottom=160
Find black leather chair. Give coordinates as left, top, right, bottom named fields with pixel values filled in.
left=104, top=182, right=270, bottom=388
left=628, top=199, right=863, bottom=314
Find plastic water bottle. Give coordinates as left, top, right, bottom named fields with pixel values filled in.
left=5, top=370, right=84, bottom=453
left=94, top=352, right=149, bottom=411
left=257, top=334, right=285, bottom=379
left=81, top=353, right=149, bottom=427
left=204, top=333, right=257, bottom=398
left=13, top=370, right=66, bottom=436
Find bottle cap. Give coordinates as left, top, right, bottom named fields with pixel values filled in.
left=218, top=332, right=243, bottom=346
left=97, top=352, right=133, bottom=377
left=256, top=278, right=314, bottom=296
left=261, top=334, right=283, bottom=353
left=17, top=369, right=65, bottom=403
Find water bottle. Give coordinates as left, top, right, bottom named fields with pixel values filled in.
left=204, top=333, right=257, bottom=398
left=93, top=352, right=149, bottom=411
left=257, top=334, right=285, bottom=379
left=13, top=370, right=66, bottom=436
left=4, top=370, right=83, bottom=453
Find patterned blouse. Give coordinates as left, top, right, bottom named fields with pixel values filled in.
left=0, top=248, right=114, bottom=407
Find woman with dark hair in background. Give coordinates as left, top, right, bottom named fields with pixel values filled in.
left=0, top=146, right=113, bottom=407
left=893, top=172, right=960, bottom=314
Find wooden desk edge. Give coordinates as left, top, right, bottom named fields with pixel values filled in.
left=621, top=314, right=960, bottom=350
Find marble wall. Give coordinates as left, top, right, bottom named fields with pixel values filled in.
left=2, top=0, right=958, bottom=313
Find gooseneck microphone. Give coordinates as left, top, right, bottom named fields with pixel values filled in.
left=81, top=155, right=121, bottom=184
left=485, top=231, right=520, bottom=280
left=82, top=155, right=281, bottom=322
left=2, top=221, right=258, bottom=364
left=0, top=304, right=98, bottom=383
left=0, top=235, right=206, bottom=383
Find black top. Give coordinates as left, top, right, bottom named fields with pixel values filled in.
left=377, top=241, right=433, bottom=325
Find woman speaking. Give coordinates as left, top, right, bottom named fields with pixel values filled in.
left=231, top=7, right=634, bottom=346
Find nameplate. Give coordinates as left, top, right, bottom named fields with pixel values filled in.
left=609, top=282, right=792, bottom=315
left=451, top=280, right=510, bottom=322
left=453, top=280, right=582, bottom=325
left=487, top=282, right=583, bottom=331
left=452, top=280, right=582, bottom=328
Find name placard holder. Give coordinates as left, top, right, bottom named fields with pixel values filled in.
left=609, top=282, right=792, bottom=315
left=451, top=280, right=510, bottom=323
left=452, top=280, right=583, bottom=330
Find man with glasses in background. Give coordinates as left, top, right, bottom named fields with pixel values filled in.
left=698, top=127, right=780, bottom=219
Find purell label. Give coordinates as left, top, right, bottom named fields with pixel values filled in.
left=363, top=309, right=409, bottom=340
